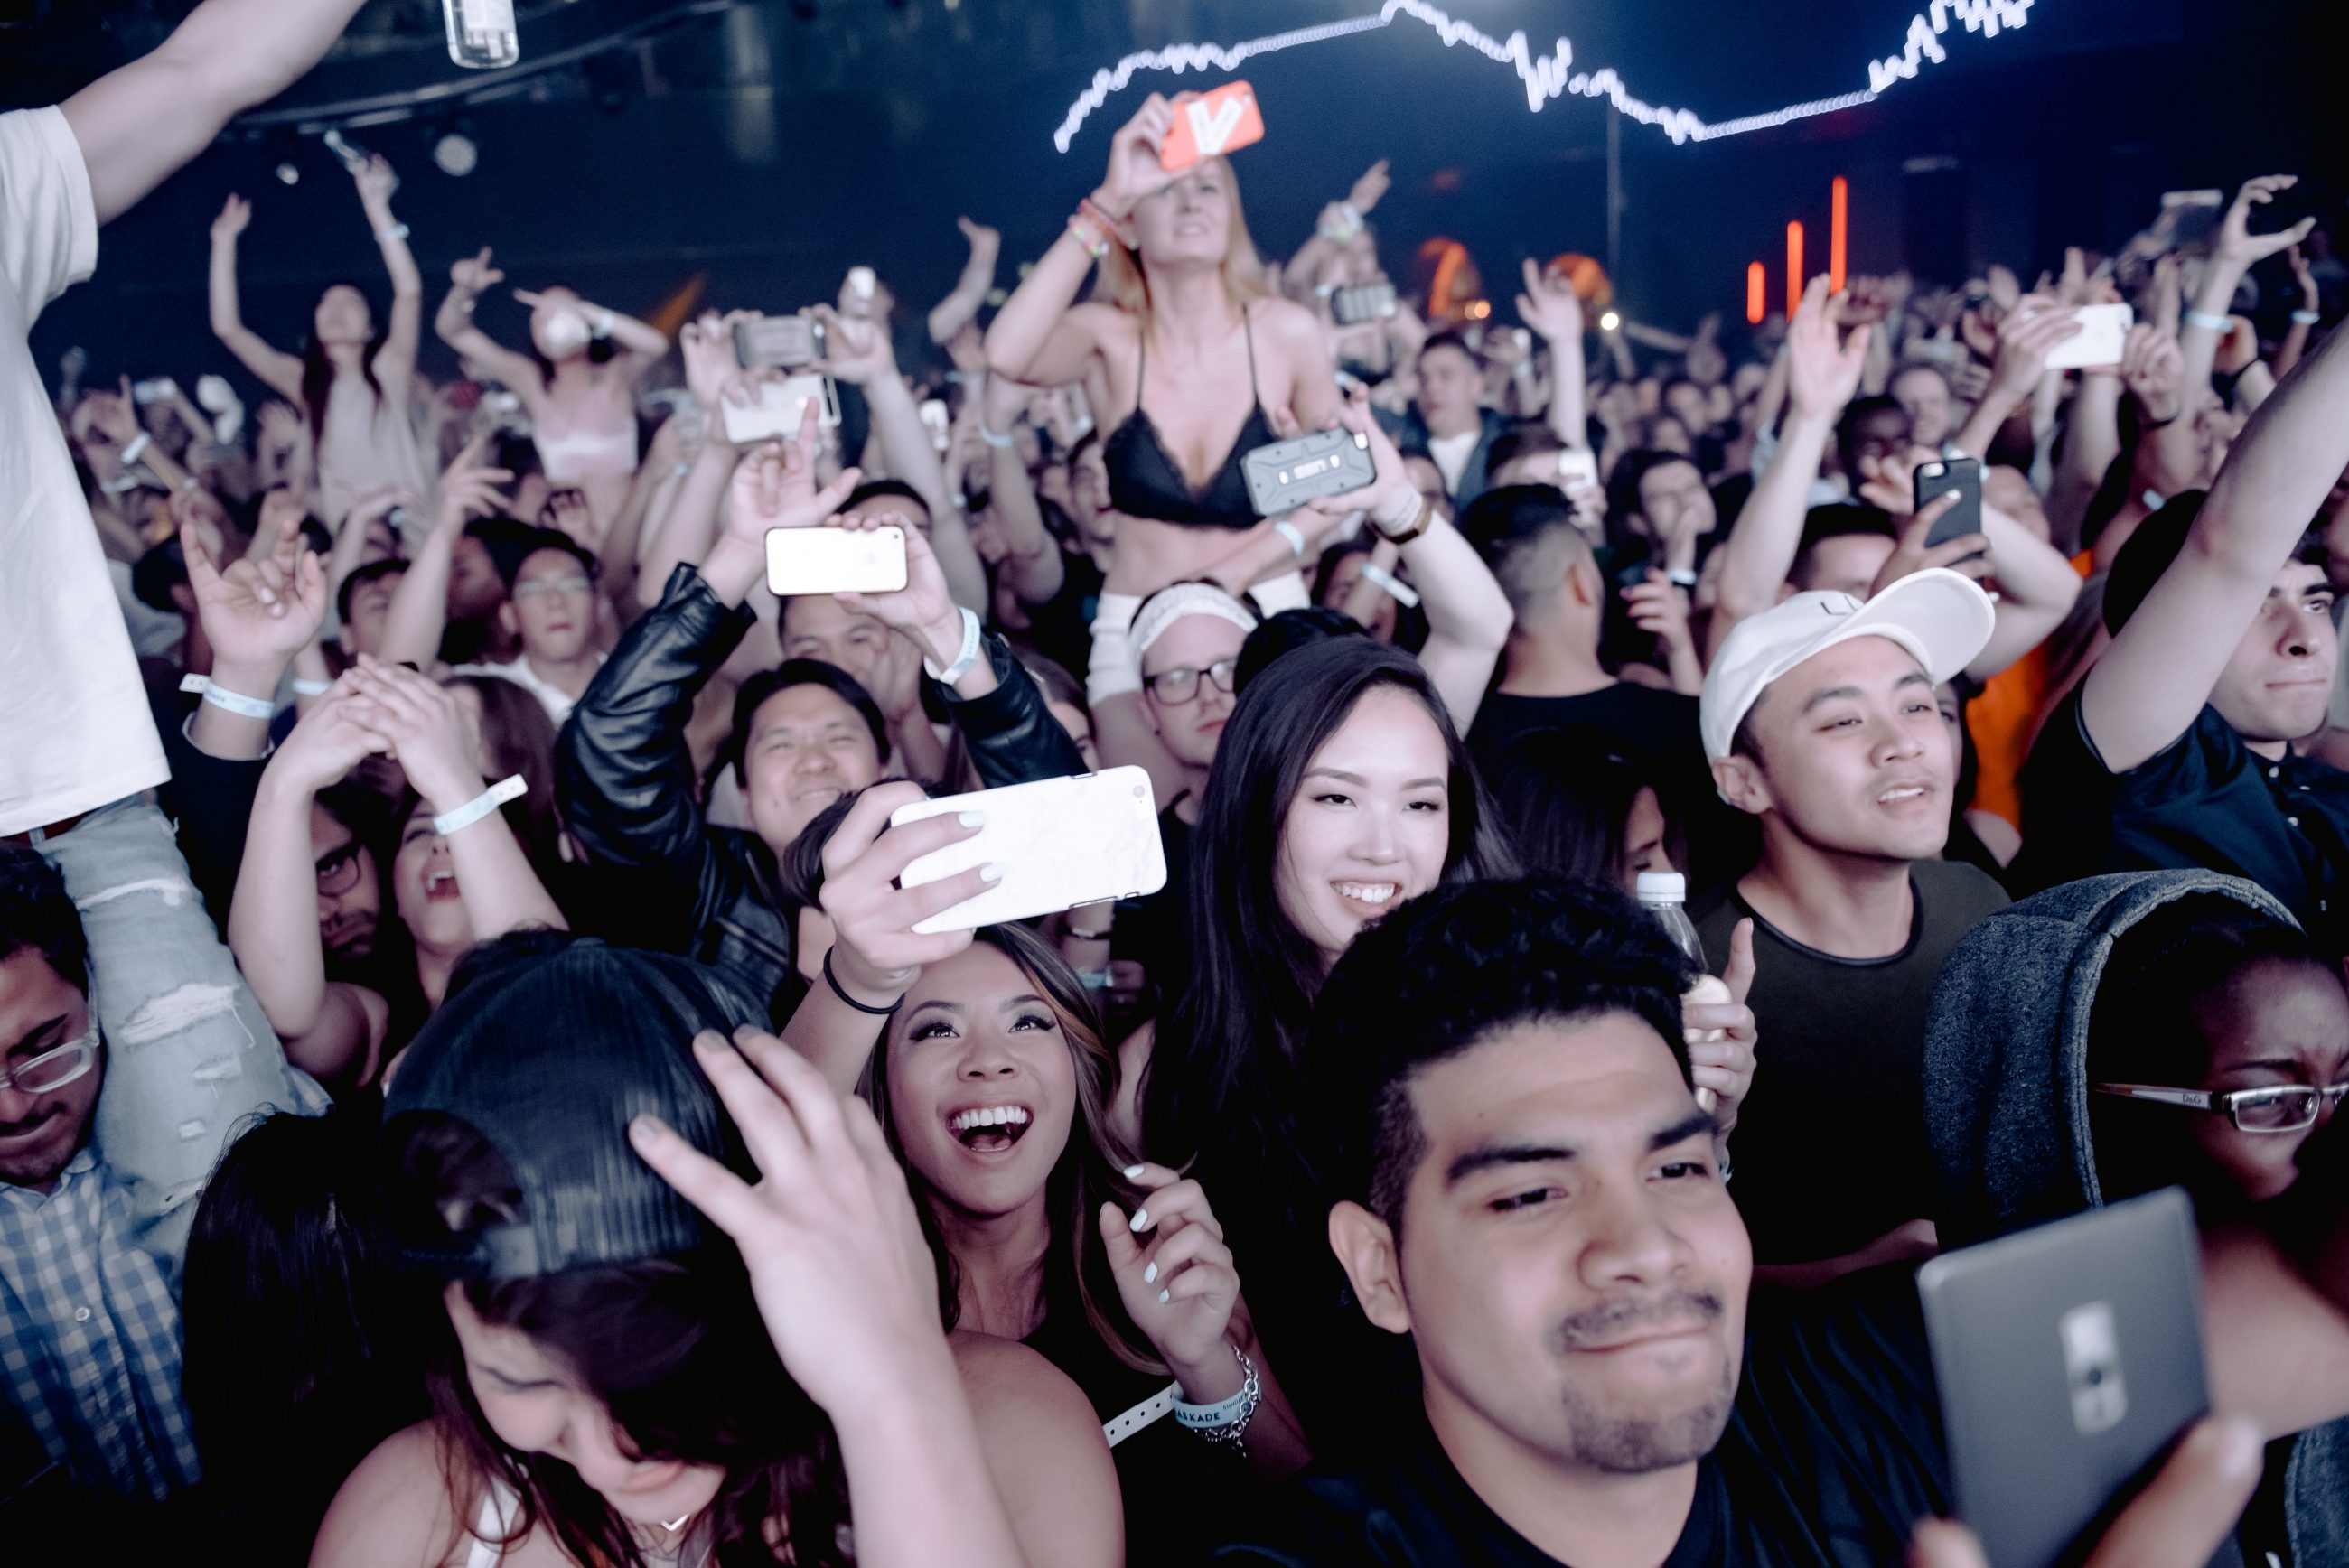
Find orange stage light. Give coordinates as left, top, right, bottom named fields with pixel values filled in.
left=1786, top=221, right=1804, bottom=316
left=1830, top=177, right=1848, bottom=294
left=1747, top=261, right=1766, bottom=325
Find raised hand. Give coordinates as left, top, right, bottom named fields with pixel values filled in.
left=1100, top=1164, right=1243, bottom=1385
left=1515, top=256, right=1586, bottom=344
left=211, top=192, right=252, bottom=244
left=83, top=378, right=142, bottom=449
left=1306, top=381, right=1416, bottom=523
left=184, top=507, right=325, bottom=675
left=1984, top=299, right=2085, bottom=406
left=1787, top=275, right=1871, bottom=422
left=957, top=215, right=1001, bottom=261
left=816, top=781, right=987, bottom=998
left=833, top=511, right=962, bottom=665
left=1682, top=919, right=1757, bottom=1135
left=680, top=310, right=753, bottom=410
left=450, top=246, right=504, bottom=295
left=629, top=1028, right=951, bottom=1414
left=2214, top=175, right=2315, bottom=271
left=1623, top=570, right=1697, bottom=658
left=2120, top=322, right=2186, bottom=425
left=1097, top=92, right=1177, bottom=219
left=342, top=655, right=485, bottom=815
left=723, top=399, right=862, bottom=548
left=2289, top=245, right=2320, bottom=311
left=352, top=154, right=398, bottom=208
left=268, top=673, right=394, bottom=796
left=810, top=304, right=897, bottom=387
left=432, top=436, right=513, bottom=534
left=1347, top=159, right=1391, bottom=216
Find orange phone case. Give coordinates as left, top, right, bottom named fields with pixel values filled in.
left=1160, top=81, right=1265, bottom=173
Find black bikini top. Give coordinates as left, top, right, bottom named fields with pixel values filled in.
left=1103, top=312, right=1277, bottom=529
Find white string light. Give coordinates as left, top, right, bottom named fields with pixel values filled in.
left=1053, top=0, right=2035, bottom=154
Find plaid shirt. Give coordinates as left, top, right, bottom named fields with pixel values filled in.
left=0, top=1147, right=200, bottom=1501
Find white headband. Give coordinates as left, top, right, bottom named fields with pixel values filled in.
left=1131, top=582, right=1259, bottom=662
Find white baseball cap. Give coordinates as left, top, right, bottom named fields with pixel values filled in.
left=1699, top=568, right=1997, bottom=763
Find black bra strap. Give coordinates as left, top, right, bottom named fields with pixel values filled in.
left=1242, top=307, right=1265, bottom=415
left=1133, top=321, right=1147, bottom=415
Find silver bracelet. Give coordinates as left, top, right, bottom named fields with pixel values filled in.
left=1171, top=1344, right=1261, bottom=1452
left=431, top=774, right=527, bottom=837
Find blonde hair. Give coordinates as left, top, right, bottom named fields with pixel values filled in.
left=1093, top=155, right=1271, bottom=323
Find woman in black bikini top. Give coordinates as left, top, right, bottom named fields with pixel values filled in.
left=1101, top=312, right=1279, bottom=529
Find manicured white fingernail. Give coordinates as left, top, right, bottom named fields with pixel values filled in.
left=959, top=811, right=986, bottom=827
left=1143, top=1261, right=1158, bottom=1284
left=1122, top=1163, right=1146, bottom=1179
left=980, top=863, right=1005, bottom=882
left=1158, top=1288, right=1171, bottom=1304
left=1129, top=1208, right=1148, bottom=1231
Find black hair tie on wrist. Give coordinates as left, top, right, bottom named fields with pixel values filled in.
left=823, top=948, right=905, bottom=1016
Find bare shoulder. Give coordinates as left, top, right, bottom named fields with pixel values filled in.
left=949, top=1330, right=1124, bottom=1568
left=1250, top=294, right=1324, bottom=349
left=310, top=1421, right=467, bottom=1568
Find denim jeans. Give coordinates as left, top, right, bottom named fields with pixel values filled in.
left=31, top=797, right=327, bottom=1274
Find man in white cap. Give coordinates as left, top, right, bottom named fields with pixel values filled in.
left=1689, top=567, right=2007, bottom=1285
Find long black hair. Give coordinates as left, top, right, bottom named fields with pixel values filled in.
left=1139, top=637, right=1514, bottom=1197
left=299, top=280, right=388, bottom=447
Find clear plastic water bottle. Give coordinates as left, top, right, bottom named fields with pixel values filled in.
left=443, top=0, right=519, bottom=70
left=1638, top=872, right=1728, bottom=1114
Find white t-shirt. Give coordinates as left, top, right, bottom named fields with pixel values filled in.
left=0, top=108, right=167, bottom=835
left=446, top=653, right=603, bottom=725
left=1427, top=428, right=1480, bottom=497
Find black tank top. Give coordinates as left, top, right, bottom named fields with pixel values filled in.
left=1104, top=311, right=1277, bottom=529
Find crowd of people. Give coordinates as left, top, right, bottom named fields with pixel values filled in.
left=5, top=2, right=2349, bottom=1563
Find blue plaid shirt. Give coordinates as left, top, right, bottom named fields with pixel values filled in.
left=0, top=1146, right=200, bottom=1501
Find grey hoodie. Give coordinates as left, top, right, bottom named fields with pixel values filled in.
left=1920, top=869, right=2345, bottom=1565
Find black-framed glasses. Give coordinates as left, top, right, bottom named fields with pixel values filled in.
left=1145, top=658, right=1239, bottom=706
left=315, top=842, right=365, bottom=898
left=2092, top=1080, right=2349, bottom=1134
left=2, top=1022, right=100, bottom=1096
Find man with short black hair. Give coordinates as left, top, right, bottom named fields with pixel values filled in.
left=334, top=557, right=406, bottom=663
left=1405, top=330, right=1511, bottom=506
left=1695, top=570, right=2008, bottom=1275
left=447, top=525, right=604, bottom=722
left=2017, top=318, right=2349, bottom=954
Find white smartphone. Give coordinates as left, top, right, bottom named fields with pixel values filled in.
left=722, top=374, right=842, bottom=445
left=764, top=527, right=907, bottom=598
left=2044, top=303, right=2133, bottom=371
left=891, top=767, right=1166, bottom=934
left=1558, top=447, right=1599, bottom=487
left=918, top=398, right=951, bottom=453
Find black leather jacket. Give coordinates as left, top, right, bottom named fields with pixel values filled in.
left=557, top=565, right=1084, bottom=1017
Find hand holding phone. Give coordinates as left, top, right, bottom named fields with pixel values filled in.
left=765, top=526, right=907, bottom=598
left=722, top=374, right=841, bottom=446
left=1916, top=456, right=1985, bottom=549
left=1242, top=426, right=1377, bottom=518
left=1331, top=282, right=1398, bottom=326
left=2043, top=303, right=2133, bottom=372
left=1160, top=81, right=1265, bottom=173
left=892, top=769, right=1167, bottom=933
left=735, top=314, right=827, bottom=371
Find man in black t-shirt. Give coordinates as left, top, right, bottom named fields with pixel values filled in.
left=2017, top=319, right=2349, bottom=957
left=1216, top=876, right=2280, bottom=1568
left=1693, top=571, right=2007, bottom=1274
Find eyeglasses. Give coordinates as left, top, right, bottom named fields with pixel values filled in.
left=1145, top=658, right=1239, bottom=706
left=315, top=841, right=366, bottom=898
left=513, top=574, right=591, bottom=601
left=2, top=1022, right=100, bottom=1097
left=2092, top=1080, right=2349, bottom=1134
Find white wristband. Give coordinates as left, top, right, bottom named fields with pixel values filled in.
left=1271, top=518, right=1306, bottom=560
left=1361, top=562, right=1421, bottom=607
left=593, top=308, right=617, bottom=337
left=2184, top=308, right=2231, bottom=332
left=181, top=673, right=274, bottom=719
left=291, top=677, right=333, bottom=697
left=432, top=774, right=527, bottom=837
left=978, top=425, right=1018, bottom=449
left=922, top=607, right=985, bottom=686
left=119, top=431, right=152, bottom=469
left=375, top=222, right=410, bottom=244
left=2293, top=310, right=2323, bottom=326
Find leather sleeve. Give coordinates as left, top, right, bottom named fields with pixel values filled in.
left=942, top=632, right=1088, bottom=787
left=557, top=565, right=755, bottom=938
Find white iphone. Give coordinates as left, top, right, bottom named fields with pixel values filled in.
left=1558, top=447, right=1599, bottom=487
left=722, top=374, right=841, bottom=445
left=764, top=527, right=908, bottom=598
left=2044, top=303, right=2133, bottom=371
left=891, top=767, right=1166, bottom=934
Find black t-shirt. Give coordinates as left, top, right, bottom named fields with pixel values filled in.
left=2015, top=692, right=2349, bottom=958
left=1692, top=863, right=2009, bottom=1264
left=1213, top=1267, right=1949, bottom=1567
left=1113, top=801, right=1195, bottom=1013
left=1469, top=684, right=1706, bottom=786
left=1014, top=550, right=1106, bottom=691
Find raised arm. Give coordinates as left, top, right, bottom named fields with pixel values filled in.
left=351, top=156, right=422, bottom=390
left=1858, top=457, right=2082, bottom=679
left=206, top=195, right=304, bottom=400
left=634, top=314, right=751, bottom=609
left=376, top=440, right=510, bottom=667
left=815, top=305, right=988, bottom=612
left=2274, top=245, right=2321, bottom=381
left=1516, top=258, right=1589, bottom=451
left=181, top=495, right=327, bottom=762
left=2181, top=177, right=2313, bottom=415
left=2082, top=292, right=2349, bottom=772
left=1950, top=299, right=2081, bottom=462
left=435, top=247, right=545, bottom=396
left=927, top=218, right=1001, bottom=347
left=978, top=373, right=1067, bottom=605
left=983, top=95, right=1176, bottom=387
left=514, top=285, right=669, bottom=378
left=61, top=0, right=367, bottom=226
left=1709, top=277, right=1868, bottom=648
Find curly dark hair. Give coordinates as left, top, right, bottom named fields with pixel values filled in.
left=0, top=843, right=89, bottom=994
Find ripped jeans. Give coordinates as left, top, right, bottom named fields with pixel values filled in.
left=31, top=797, right=327, bottom=1275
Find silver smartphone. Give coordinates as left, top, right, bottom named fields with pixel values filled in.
left=764, top=527, right=907, bottom=598
left=721, top=374, right=841, bottom=445
left=1917, top=1189, right=2209, bottom=1568
left=1241, top=426, right=1376, bottom=518
left=891, top=767, right=1167, bottom=934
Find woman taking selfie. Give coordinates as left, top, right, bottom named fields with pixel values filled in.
left=984, top=92, right=1343, bottom=619
left=314, top=936, right=1119, bottom=1568
left=780, top=784, right=1313, bottom=1561
left=208, top=155, right=435, bottom=525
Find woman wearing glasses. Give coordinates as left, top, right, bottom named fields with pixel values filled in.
left=1926, top=870, right=2349, bottom=1566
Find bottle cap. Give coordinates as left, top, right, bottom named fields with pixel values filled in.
left=1635, top=871, right=1688, bottom=904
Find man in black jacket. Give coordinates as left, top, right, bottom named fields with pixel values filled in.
left=557, top=448, right=1082, bottom=1020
